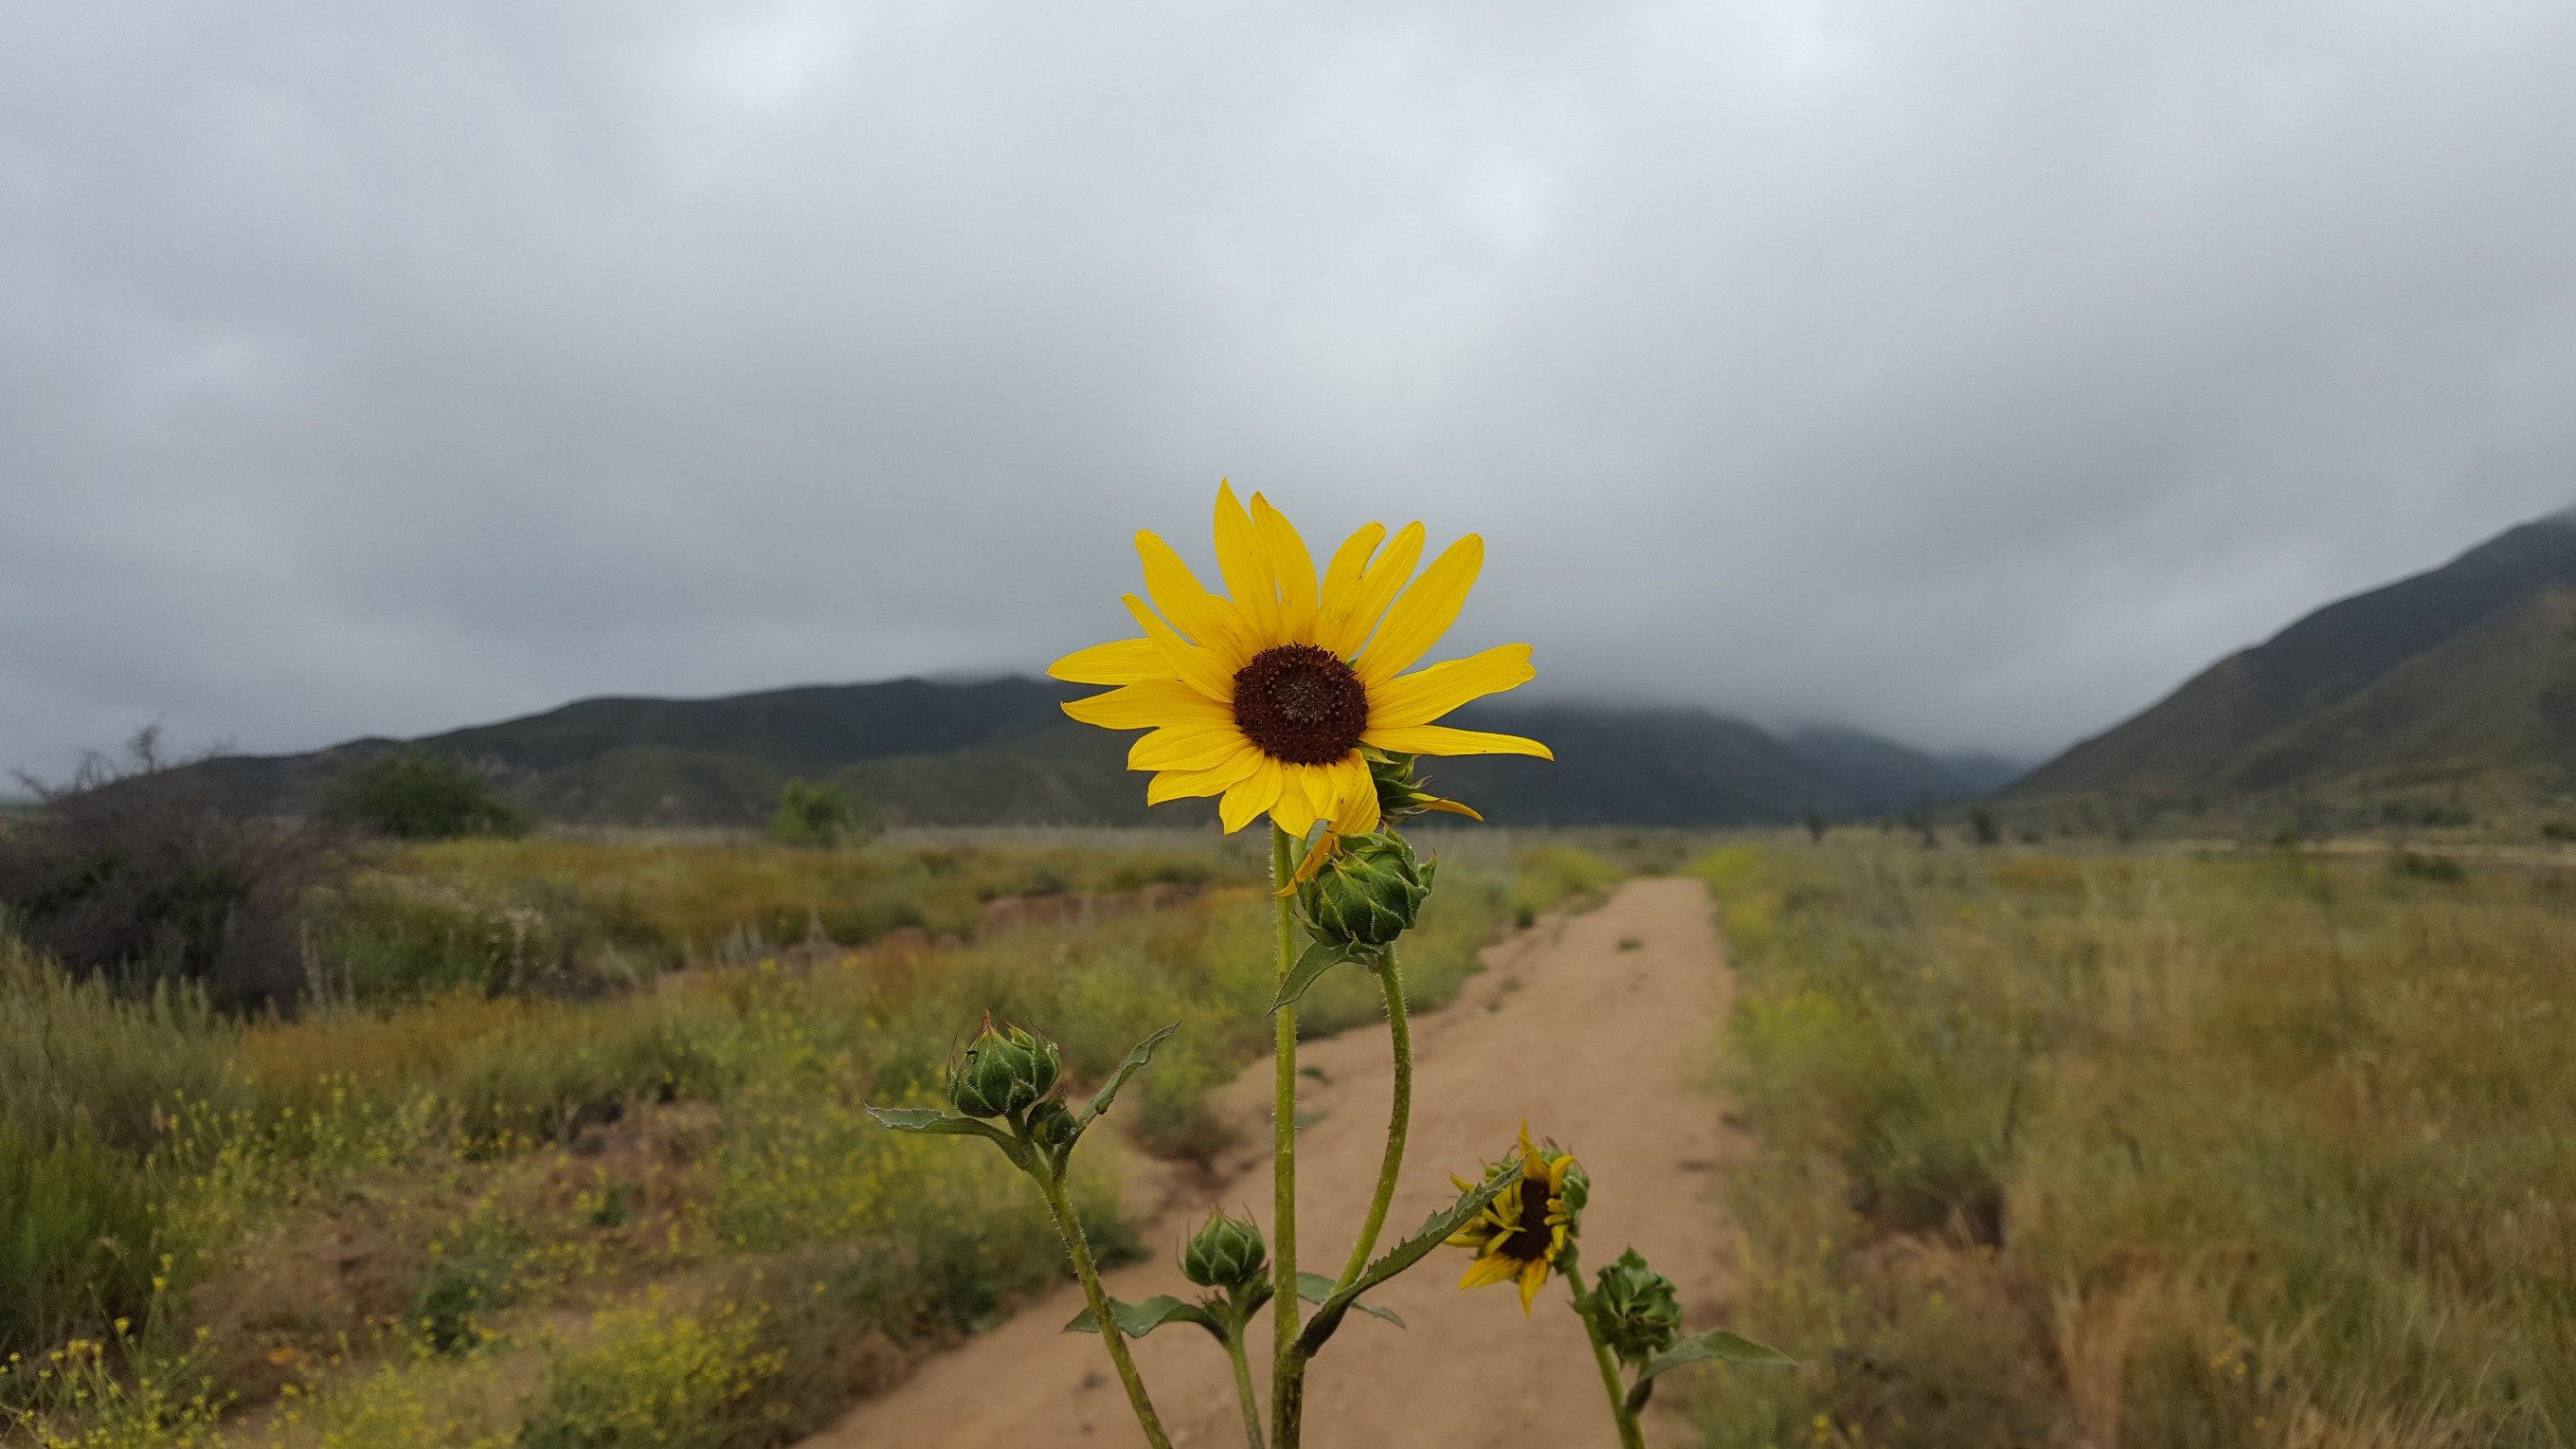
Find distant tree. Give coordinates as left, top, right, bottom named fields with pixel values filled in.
left=1801, top=797, right=1827, bottom=843
left=1902, top=797, right=1938, bottom=849
left=329, top=750, right=533, bottom=841
left=770, top=779, right=872, bottom=847
left=1969, top=806, right=2000, bottom=846
left=0, top=728, right=338, bottom=1006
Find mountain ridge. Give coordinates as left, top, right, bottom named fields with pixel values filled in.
left=2004, top=509, right=2576, bottom=823
left=171, top=678, right=1988, bottom=829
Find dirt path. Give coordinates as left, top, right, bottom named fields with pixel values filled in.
left=804, top=878, right=1744, bottom=1449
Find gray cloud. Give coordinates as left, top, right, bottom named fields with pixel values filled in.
left=6, top=0, right=2573, bottom=779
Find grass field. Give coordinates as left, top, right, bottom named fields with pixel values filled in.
left=1687, top=840, right=2574, bottom=1448
left=0, top=831, right=1605, bottom=1448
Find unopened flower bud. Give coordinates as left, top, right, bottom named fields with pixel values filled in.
left=1593, top=1249, right=1684, bottom=1367
left=1180, top=1212, right=1269, bottom=1290
left=946, top=1021, right=1061, bottom=1119
left=1026, top=1098, right=1079, bottom=1154
left=1365, top=749, right=1483, bottom=824
left=1298, top=831, right=1434, bottom=949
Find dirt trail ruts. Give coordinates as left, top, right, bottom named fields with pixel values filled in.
left=802, top=878, right=1744, bottom=1449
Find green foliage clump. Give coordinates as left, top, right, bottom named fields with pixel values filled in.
left=519, top=1293, right=785, bottom=1449
left=0, top=1121, right=160, bottom=1362
left=767, top=780, right=874, bottom=848
left=329, top=750, right=533, bottom=842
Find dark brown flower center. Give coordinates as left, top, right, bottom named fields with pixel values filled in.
left=1496, top=1174, right=1556, bottom=1261
left=1232, top=643, right=1369, bottom=766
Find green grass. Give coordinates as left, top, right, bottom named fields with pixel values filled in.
left=1687, top=842, right=2576, bottom=1449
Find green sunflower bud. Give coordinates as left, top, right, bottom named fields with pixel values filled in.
left=1180, top=1212, right=1269, bottom=1291
left=1365, top=749, right=1483, bottom=824
left=946, top=1021, right=1061, bottom=1119
left=1025, top=1097, right=1079, bottom=1156
left=1592, top=1249, right=1684, bottom=1368
left=1297, top=831, right=1434, bottom=949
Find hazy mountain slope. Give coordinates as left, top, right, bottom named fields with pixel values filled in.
left=2222, top=586, right=2576, bottom=800
left=1782, top=726, right=1991, bottom=815
left=2009, top=511, right=2576, bottom=804
left=171, top=679, right=1983, bottom=828
left=422, top=676, right=1070, bottom=773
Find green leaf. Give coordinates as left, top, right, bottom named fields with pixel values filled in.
left=1293, top=1154, right=1521, bottom=1355
left=1063, top=1295, right=1222, bottom=1341
left=1296, top=1272, right=1402, bottom=1329
left=1269, top=939, right=1370, bottom=1013
left=863, top=1106, right=1011, bottom=1145
left=1636, top=1328, right=1794, bottom=1384
left=1077, top=1023, right=1180, bottom=1131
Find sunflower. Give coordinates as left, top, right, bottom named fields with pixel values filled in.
left=1448, top=1123, right=1586, bottom=1313
left=1050, top=482, right=1551, bottom=837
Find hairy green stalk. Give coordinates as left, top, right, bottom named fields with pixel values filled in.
left=1036, top=1171, right=1173, bottom=1449
left=1569, top=1263, right=1646, bottom=1449
left=1332, top=944, right=1412, bottom=1291
left=1225, top=1325, right=1268, bottom=1449
left=1270, top=825, right=1304, bottom=1449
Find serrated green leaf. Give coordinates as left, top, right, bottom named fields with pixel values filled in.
left=1296, top=1272, right=1402, bottom=1328
left=1294, top=1154, right=1520, bottom=1355
left=1077, top=1023, right=1180, bottom=1130
left=1270, top=939, right=1368, bottom=1013
left=1636, top=1328, right=1794, bottom=1383
left=1062, top=1294, right=1221, bottom=1341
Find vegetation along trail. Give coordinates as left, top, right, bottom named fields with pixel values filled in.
left=807, top=877, right=1744, bottom=1449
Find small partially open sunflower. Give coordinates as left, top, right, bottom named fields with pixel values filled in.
left=1051, top=482, right=1551, bottom=837
left=1448, top=1123, right=1586, bottom=1313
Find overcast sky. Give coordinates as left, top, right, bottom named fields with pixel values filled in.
left=6, top=0, right=2574, bottom=780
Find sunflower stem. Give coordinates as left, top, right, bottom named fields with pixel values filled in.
left=1270, top=825, right=1306, bottom=1449
left=1332, top=942, right=1412, bottom=1292
left=1035, top=1169, right=1174, bottom=1449
left=1224, top=1322, right=1268, bottom=1449
left=1570, top=1271, right=1646, bottom=1449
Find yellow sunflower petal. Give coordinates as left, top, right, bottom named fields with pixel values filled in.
left=1517, top=1258, right=1548, bottom=1313
left=1049, top=638, right=1170, bottom=685
left=1361, top=724, right=1553, bottom=760
left=1366, top=643, right=1536, bottom=730
left=1131, top=725, right=1252, bottom=771
left=1316, top=521, right=1385, bottom=649
left=1270, top=765, right=1326, bottom=838
left=1062, top=679, right=1232, bottom=730
left=1136, top=531, right=1252, bottom=669
left=1218, top=757, right=1286, bottom=833
left=1213, top=481, right=1279, bottom=643
left=1250, top=494, right=1320, bottom=643
left=1324, top=752, right=1380, bottom=835
left=1325, top=521, right=1425, bottom=660
left=1356, top=534, right=1484, bottom=685
left=1125, top=594, right=1237, bottom=702
left=1145, top=751, right=1260, bottom=804
left=1459, top=1254, right=1522, bottom=1291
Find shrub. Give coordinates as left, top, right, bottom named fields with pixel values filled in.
left=0, top=1122, right=159, bottom=1361
left=0, top=942, right=232, bottom=1154
left=766, top=781, right=872, bottom=849
left=519, top=1293, right=786, bottom=1449
left=0, top=733, right=336, bottom=1007
left=327, top=751, right=532, bottom=842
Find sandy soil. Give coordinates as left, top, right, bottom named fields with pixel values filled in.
left=802, top=877, right=1744, bottom=1449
